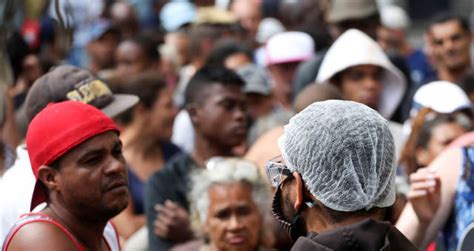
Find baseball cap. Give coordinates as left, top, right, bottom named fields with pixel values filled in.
left=160, top=1, right=197, bottom=32
left=26, top=101, right=119, bottom=210
left=380, top=5, right=410, bottom=29
left=255, top=18, right=285, bottom=44
left=88, top=19, right=119, bottom=42
left=24, top=65, right=139, bottom=122
left=265, top=31, right=315, bottom=66
left=327, top=0, right=378, bottom=23
left=412, top=81, right=472, bottom=115
left=195, top=7, right=237, bottom=25
left=236, top=64, right=271, bottom=96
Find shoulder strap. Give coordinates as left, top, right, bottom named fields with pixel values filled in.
left=103, top=221, right=121, bottom=251
left=2, top=213, right=84, bottom=251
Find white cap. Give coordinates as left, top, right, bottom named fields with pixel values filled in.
left=413, top=81, right=471, bottom=114
left=380, top=5, right=410, bottom=29
left=265, top=31, right=315, bottom=66
left=278, top=100, right=396, bottom=212
left=256, top=17, right=286, bottom=44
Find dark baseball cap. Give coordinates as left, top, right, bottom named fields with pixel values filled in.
left=24, top=65, right=139, bottom=122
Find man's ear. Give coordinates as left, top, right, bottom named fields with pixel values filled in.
left=37, top=165, right=59, bottom=191
left=292, top=172, right=304, bottom=211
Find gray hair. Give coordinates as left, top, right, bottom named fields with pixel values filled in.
left=188, top=157, right=271, bottom=235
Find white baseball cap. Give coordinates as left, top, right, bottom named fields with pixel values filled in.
left=413, top=81, right=472, bottom=114
left=380, top=5, right=410, bottom=29
left=265, top=31, right=315, bottom=66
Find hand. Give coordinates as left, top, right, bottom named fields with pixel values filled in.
left=408, top=167, right=441, bottom=224
left=154, top=200, right=193, bottom=243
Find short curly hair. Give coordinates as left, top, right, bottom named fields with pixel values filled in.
left=188, top=157, right=271, bottom=237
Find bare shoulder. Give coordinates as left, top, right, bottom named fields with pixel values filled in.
left=5, top=221, right=78, bottom=251
left=431, top=147, right=461, bottom=185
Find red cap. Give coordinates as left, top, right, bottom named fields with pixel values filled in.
left=26, top=100, right=119, bottom=210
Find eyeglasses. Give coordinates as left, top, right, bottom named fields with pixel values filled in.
left=266, top=155, right=292, bottom=188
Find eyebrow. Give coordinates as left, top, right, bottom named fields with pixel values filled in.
left=78, top=140, right=122, bottom=160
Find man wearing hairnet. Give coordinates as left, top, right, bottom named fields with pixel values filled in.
left=266, top=100, right=417, bottom=250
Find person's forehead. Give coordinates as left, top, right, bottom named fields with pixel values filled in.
left=59, top=131, right=120, bottom=161
left=202, top=83, right=244, bottom=100
left=344, top=64, right=383, bottom=73
left=118, top=41, right=143, bottom=55
left=431, top=19, right=464, bottom=36
left=208, top=183, right=254, bottom=206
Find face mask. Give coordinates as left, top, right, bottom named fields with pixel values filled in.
left=271, top=185, right=309, bottom=241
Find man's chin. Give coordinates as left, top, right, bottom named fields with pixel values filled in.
left=102, top=198, right=129, bottom=218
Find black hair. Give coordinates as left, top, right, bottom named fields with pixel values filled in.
left=188, top=25, right=224, bottom=61
left=417, top=113, right=469, bottom=149
left=114, top=73, right=167, bottom=125
left=204, top=38, right=253, bottom=67
left=7, top=32, right=30, bottom=80
left=123, top=34, right=160, bottom=62
left=429, top=12, right=469, bottom=33
left=321, top=203, right=387, bottom=224
left=184, top=65, right=245, bottom=106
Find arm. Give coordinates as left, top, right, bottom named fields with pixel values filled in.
left=6, top=222, right=77, bottom=251
left=144, top=172, right=173, bottom=251
left=396, top=148, right=460, bottom=248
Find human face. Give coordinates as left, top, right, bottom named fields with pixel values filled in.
left=54, top=131, right=128, bottom=220
left=116, top=41, right=149, bottom=75
left=266, top=156, right=297, bottom=221
left=88, top=32, right=120, bottom=70
left=22, top=54, right=43, bottom=85
left=377, top=26, right=403, bottom=54
left=225, top=53, right=252, bottom=70
left=268, top=62, right=300, bottom=108
left=337, top=64, right=383, bottom=109
left=266, top=156, right=308, bottom=238
left=429, top=19, right=471, bottom=71
left=192, top=84, right=247, bottom=148
left=231, top=0, right=261, bottom=35
left=149, top=88, right=178, bottom=141
left=417, top=122, right=466, bottom=166
left=245, top=93, right=273, bottom=120
left=206, top=182, right=262, bottom=251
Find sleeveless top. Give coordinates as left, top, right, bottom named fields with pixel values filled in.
left=443, top=147, right=474, bottom=251
left=2, top=212, right=121, bottom=251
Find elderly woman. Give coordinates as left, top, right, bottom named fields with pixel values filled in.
left=172, top=157, right=273, bottom=251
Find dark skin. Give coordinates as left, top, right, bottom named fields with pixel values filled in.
left=115, top=41, right=159, bottom=76
left=7, top=132, right=128, bottom=251
left=281, top=172, right=385, bottom=234
left=153, top=83, right=248, bottom=243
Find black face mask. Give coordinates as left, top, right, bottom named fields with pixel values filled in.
left=271, top=185, right=309, bottom=241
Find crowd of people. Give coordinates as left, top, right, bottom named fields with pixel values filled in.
left=0, top=0, right=473, bottom=250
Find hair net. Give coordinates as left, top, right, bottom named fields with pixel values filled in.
left=278, top=100, right=396, bottom=212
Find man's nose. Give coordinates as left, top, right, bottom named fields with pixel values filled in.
left=105, top=156, right=126, bottom=175
left=228, top=215, right=243, bottom=231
